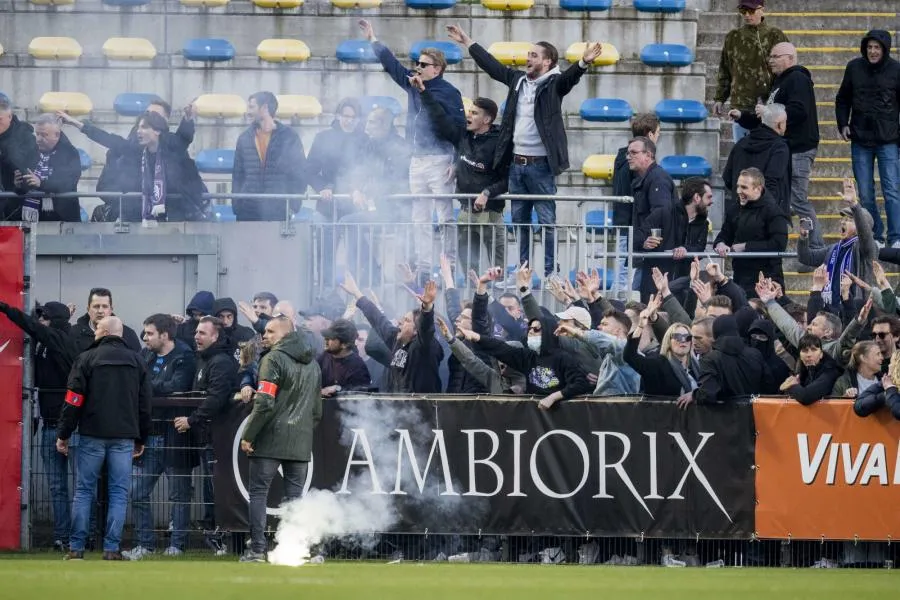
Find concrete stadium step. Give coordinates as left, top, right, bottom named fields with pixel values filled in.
left=709, top=0, right=899, bottom=11
left=698, top=31, right=878, bottom=50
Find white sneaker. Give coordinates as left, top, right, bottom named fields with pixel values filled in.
left=163, top=547, right=183, bottom=557
left=123, top=546, right=153, bottom=561
left=540, top=547, right=565, bottom=564
left=661, top=552, right=686, bottom=568
left=811, top=558, right=839, bottom=569
left=892, top=241, right=900, bottom=250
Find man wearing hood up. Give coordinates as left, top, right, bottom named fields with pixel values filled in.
left=239, top=316, right=321, bottom=563
left=722, top=104, right=791, bottom=218
left=0, top=96, right=39, bottom=220
left=447, top=24, right=603, bottom=279
left=713, top=167, right=790, bottom=296
left=17, top=113, right=82, bottom=222
left=677, top=315, right=773, bottom=408
left=175, top=290, right=214, bottom=350
left=213, top=297, right=257, bottom=361
left=836, top=29, right=900, bottom=247
left=0, top=300, right=78, bottom=550
left=747, top=319, right=791, bottom=391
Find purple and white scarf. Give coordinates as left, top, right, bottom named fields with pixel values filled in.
left=822, top=236, right=857, bottom=305
left=141, top=149, right=166, bottom=220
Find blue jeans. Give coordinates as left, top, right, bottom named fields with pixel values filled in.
left=852, top=142, right=900, bottom=243
left=131, top=435, right=193, bottom=551
left=508, top=160, right=557, bottom=276
left=732, top=121, right=750, bottom=143
left=70, top=436, right=134, bottom=552
left=613, top=232, right=630, bottom=298
left=42, top=427, right=77, bottom=543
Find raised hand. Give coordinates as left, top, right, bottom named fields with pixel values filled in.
left=858, top=295, right=874, bottom=324
left=846, top=271, right=871, bottom=292
left=446, top=24, right=472, bottom=46
left=690, top=256, right=701, bottom=282
left=705, top=260, right=724, bottom=283
left=340, top=271, right=363, bottom=299
left=436, top=317, right=453, bottom=342
left=554, top=323, right=581, bottom=338
left=645, top=291, right=663, bottom=319
left=840, top=272, right=853, bottom=300
left=691, top=279, right=713, bottom=305
left=515, top=261, right=532, bottom=290
left=811, top=265, right=828, bottom=291
left=456, top=326, right=481, bottom=343
left=408, top=74, right=425, bottom=93
left=417, top=280, right=438, bottom=308
left=651, top=267, right=670, bottom=297
left=841, top=177, right=858, bottom=206
left=581, top=42, right=604, bottom=64
left=439, top=253, right=455, bottom=289
left=872, top=260, right=890, bottom=290
left=358, top=19, right=376, bottom=41
left=396, top=262, right=416, bottom=285
left=56, top=111, right=83, bottom=129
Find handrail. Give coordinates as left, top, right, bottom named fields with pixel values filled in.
left=632, top=251, right=799, bottom=259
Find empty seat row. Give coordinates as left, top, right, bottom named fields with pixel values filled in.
left=25, top=0, right=685, bottom=10
left=580, top=98, right=707, bottom=123
left=582, top=154, right=711, bottom=180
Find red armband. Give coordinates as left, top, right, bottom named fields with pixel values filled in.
left=65, top=390, right=84, bottom=407
left=257, top=381, right=279, bottom=396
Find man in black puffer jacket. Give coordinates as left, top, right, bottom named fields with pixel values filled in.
left=0, top=300, right=79, bottom=549
left=836, top=30, right=900, bottom=246
left=713, top=168, right=790, bottom=296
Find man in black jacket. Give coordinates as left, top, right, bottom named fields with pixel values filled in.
left=0, top=97, right=40, bottom=220
left=124, top=314, right=196, bottom=561
left=232, top=92, right=307, bottom=222
left=672, top=177, right=713, bottom=282
left=71, top=287, right=142, bottom=354
left=318, top=318, right=371, bottom=395
left=0, top=300, right=78, bottom=550
left=175, top=290, right=214, bottom=350
left=612, top=113, right=660, bottom=297
left=174, top=316, right=238, bottom=540
left=448, top=25, right=602, bottom=278
left=676, top=315, right=773, bottom=408
left=714, top=167, right=790, bottom=296
left=19, top=113, right=82, bottom=222
left=213, top=297, right=257, bottom=362
left=57, top=316, right=152, bottom=560
left=341, top=272, right=444, bottom=393
left=836, top=30, right=900, bottom=247
left=723, top=103, right=791, bottom=218
left=416, top=83, right=507, bottom=273
left=628, top=136, right=679, bottom=302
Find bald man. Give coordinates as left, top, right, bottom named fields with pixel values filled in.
left=58, top=315, right=152, bottom=561
left=240, top=315, right=321, bottom=562
left=733, top=41, right=822, bottom=249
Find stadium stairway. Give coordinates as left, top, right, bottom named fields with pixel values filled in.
left=698, top=0, right=900, bottom=296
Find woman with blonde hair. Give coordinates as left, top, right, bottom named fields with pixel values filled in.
left=833, top=341, right=883, bottom=398
left=625, top=310, right=700, bottom=397
left=855, top=349, right=900, bottom=419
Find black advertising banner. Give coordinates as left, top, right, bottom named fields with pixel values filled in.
left=214, top=396, right=756, bottom=538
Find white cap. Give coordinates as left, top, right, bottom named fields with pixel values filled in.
left=555, top=306, right=591, bottom=330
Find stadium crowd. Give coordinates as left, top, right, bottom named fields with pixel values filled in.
left=3, top=0, right=900, bottom=564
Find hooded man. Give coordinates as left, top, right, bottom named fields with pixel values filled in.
left=677, top=315, right=774, bottom=408
left=836, top=30, right=900, bottom=247
left=713, top=167, right=790, bottom=296
left=175, top=290, right=214, bottom=350
left=0, top=97, right=40, bottom=220
left=722, top=103, right=791, bottom=218
left=747, top=318, right=791, bottom=390
left=20, top=113, right=83, bottom=222
left=0, top=300, right=78, bottom=549
left=212, top=297, right=257, bottom=361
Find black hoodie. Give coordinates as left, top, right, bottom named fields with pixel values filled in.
left=786, top=351, right=843, bottom=406
left=212, top=297, right=257, bottom=361
left=693, top=316, right=774, bottom=404
left=175, top=290, right=215, bottom=350
left=747, top=319, right=791, bottom=391
left=421, top=90, right=508, bottom=212
left=736, top=66, right=820, bottom=154
left=0, top=115, right=39, bottom=219
left=30, top=132, right=83, bottom=222
left=611, top=146, right=634, bottom=227
left=0, top=301, right=79, bottom=423
left=722, top=125, right=791, bottom=218
left=835, top=30, right=900, bottom=147
left=475, top=316, right=591, bottom=400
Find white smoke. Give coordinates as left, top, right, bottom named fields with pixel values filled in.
left=267, top=398, right=487, bottom=566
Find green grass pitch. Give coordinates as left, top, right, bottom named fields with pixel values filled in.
left=0, top=558, right=896, bottom=599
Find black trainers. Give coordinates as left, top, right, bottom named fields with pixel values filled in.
left=53, top=540, right=66, bottom=553
left=239, top=549, right=266, bottom=563
left=64, top=550, right=84, bottom=561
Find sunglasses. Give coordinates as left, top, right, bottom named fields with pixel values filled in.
left=671, top=333, right=693, bottom=343
left=415, top=61, right=435, bottom=68
left=529, top=325, right=542, bottom=333
left=874, top=331, right=892, bottom=339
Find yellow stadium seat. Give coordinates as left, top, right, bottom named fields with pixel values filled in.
left=39, top=92, right=93, bottom=116
left=253, top=0, right=303, bottom=6
left=102, top=38, right=157, bottom=61
left=257, top=39, right=311, bottom=63
left=582, top=154, right=616, bottom=180
left=331, top=0, right=381, bottom=7
left=276, top=95, right=322, bottom=119
left=180, top=0, right=230, bottom=6
left=194, top=94, right=247, bottom=118
left=481, top=0, right=533, bottom=9
left=462, top=96, right=473, bottom=113
left=30, top=0, right=75, bottom=5
left=487, top=42, right=532, bottom=66
left=28, top=37, right=83, bottom=60
left=565, top=42, right=620, bottom=67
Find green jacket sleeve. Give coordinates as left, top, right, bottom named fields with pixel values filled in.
left=242, top=353, right=282, bottom=443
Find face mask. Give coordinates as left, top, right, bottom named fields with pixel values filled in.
left=527, top=336, right=542, bottom=353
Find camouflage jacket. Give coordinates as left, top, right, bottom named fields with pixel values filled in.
left=715, top=20, right=789, bottom=110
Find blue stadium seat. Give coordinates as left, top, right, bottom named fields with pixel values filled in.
left=579, top=98, right=632, bottom=122
left=655, top=99, right=708, bottom=124
left=584, top=209, right=612, bottom=232
left=80, top=207, right=89, bottom=222
left=336, top=40, right=377, bottom=64
left=183, top=38, right=235, bottom=63
left=640, top=43, right=693, bottom=67
left=634, top=0, right=685, bottom=12
left=559, top=0, right=611, bottom=11
left=103, top=0, right=151, bottom=6
left=405, top=0, right=456, bottom=7
left=358, top=96, right=403, bottom=116
left=292, top=207, right=315, bottom=222
left=113, top=93, right=159, bottom=117
left=196, top=149, right=235, bottom=174
left=660, top=155, right=712, bottom=179
left=410, top=41, right=463, bottom=65
left=77, top=148, right=92, bottom=172
left=213, top=203, right=236, bottom=222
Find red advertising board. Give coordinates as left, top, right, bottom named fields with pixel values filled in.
left=0, top=227, right=24, bottom=549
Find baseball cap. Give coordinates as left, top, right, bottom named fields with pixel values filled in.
left=321, top=318, right=359, bottom=345
left=555, top=306, right=592, bottom=330
left=36, top=301, right=70, bottom=322
left=738, top=0, right=764, bottom=8
left=838, top=206, right=854, bottom=217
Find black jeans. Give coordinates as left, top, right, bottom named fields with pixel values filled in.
left=248, top=457, right=308, bottom=553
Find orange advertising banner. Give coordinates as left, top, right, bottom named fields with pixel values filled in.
left=754, top=398, right=900, bottom=540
